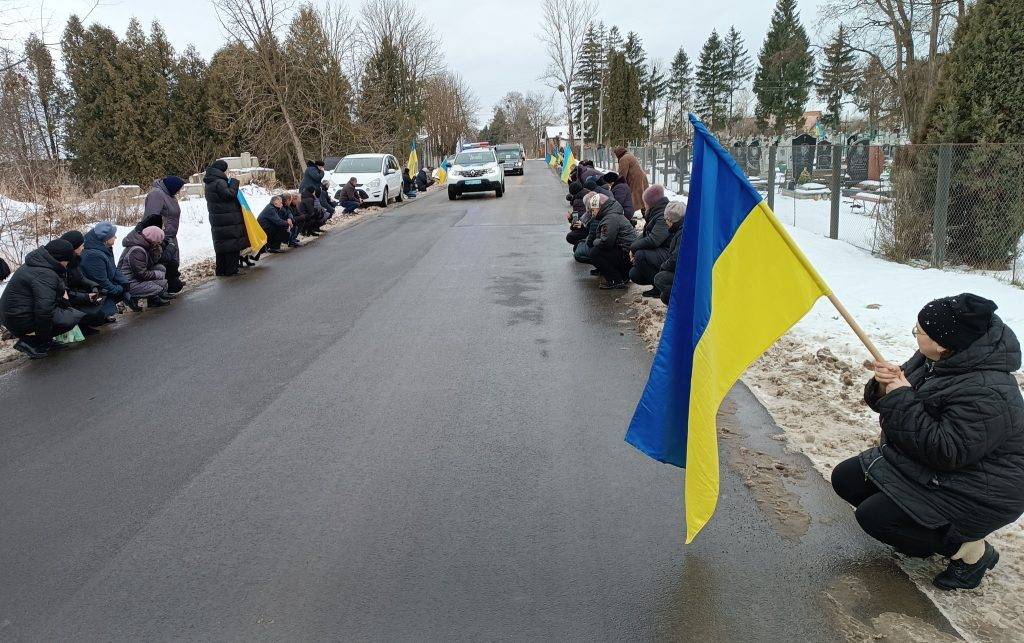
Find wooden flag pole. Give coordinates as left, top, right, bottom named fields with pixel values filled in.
left=826, top=293, right=886, bottom=364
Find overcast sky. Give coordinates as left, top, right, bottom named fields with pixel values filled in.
left=10, top=0, right=831, bottom=123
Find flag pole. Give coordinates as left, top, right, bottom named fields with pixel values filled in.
left=825, top=293, right=885, bottom=364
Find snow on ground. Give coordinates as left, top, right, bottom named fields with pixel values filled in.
left=627, top=221, right=1024, bottom=642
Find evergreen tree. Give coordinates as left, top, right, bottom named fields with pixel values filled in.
left=642, top=60, right=669, bottom=141
left=357, top=36, right=420, bottom=156
left=694, top=30, right=729, bottom=131
left=573, top=21, right=605, bottom=144
left=667, top=47, right=693, bottom=139
left=854, top=57, right=891, bottom=135
left=605, top=26, right=624, bottom=57
left=171, top=46, right=215, bottom=173
left=723, top=26, right=752, bottom=131
left=24, top=34, right=62, bottom=159
left=605, top=49, right=644, bottom=145
left=752, top=0, right=814, bottom=134
left=815, top=26, right=858, bottom=130
left=485, top=107, right=511, bottom=142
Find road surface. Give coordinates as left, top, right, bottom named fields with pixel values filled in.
left=0, top=160, right=958, bottom=640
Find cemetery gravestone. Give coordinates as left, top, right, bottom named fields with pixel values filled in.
left=847, top=139, right=870, bottom=183
left=816, top=139, right=832, bottom=171
left=746, top=141, right=762, bottom=177
left=792, top=133, right=817, bottom=184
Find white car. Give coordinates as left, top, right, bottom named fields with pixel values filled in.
left=447, top=148, right=505, bottom=200
left=328, top=153, right=405, bottom=206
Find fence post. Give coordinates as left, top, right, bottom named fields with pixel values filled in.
left=829, top=144, right=842, bottom=240
left=932, top=144, right=953, bottom=268
left=767, top=145, right=778, bottom=212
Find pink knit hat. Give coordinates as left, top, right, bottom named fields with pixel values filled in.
left=643, top=184, right=666, bottom=208
left=141, top=226, right=165, bottom=244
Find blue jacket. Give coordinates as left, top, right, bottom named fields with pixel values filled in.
left=80, top=230, right=130, bottom=296
left=258, top=203, right=289, bottom=229
left=299, top=164, right=324, bottom=194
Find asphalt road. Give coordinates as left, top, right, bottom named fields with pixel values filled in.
left=0, top=161, right=957, bottom=641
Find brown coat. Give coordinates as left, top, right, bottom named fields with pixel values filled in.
left=616, top=150, right=649, bottom=214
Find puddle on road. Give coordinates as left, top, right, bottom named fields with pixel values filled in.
left=492, top=272, right=545, bottom=326
left=826, top=573, right=962, bottom=642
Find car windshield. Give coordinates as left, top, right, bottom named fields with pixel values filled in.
left=335, top=157, right=382, bottom=173
left=496, top=149, right=521, bottom=160
left=455, top=151, right=494, bottom=166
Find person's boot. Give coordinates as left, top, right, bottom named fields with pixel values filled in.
left=933, top=542, right=999, bottom=590
left=589, top=268, right=600, bottom=276
left=124, top=295, right=144, bottom=312
left=13, top=340, right=48, bottom=359
left=159, top=290, right=178, bottom=300
left=642, top=287, right=660, bottom=298
left=267, top=247, right=284, bottom=254
left=147, top=296, right=171, bottom=308
left=599, top=280, right=627, bottom=290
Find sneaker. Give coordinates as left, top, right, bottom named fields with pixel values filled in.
left=124, top=296, right=144, bottom=312
left=933, top=542, right=999, bottom=590
left=288, top=241, right=301, bottom=248
left=599, top=280, right=627, bottom=290
left=13, top=340, right=48, bottom=359
left=641, top=287, right=660, bottom=298
left=267, top=248, right=284, bottom=254
left=80, top=325, right=101, bottom=337
left=160, top=291, right=178, bottom=300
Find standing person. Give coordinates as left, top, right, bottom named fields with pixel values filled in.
left=144, top=175, right=186, bottom=292
left=653, top=201, right=686, bottom=305
left=299, top=160, right=325, bottom=195
left=203, top=160, right=246, bottom=277
left=337, top=177, right=362, bottom=214
left=628, top=185, right=673, bottom=298
left=0, top=240, right=81, bottom=359
left=585, top=192, right=636, bottom=290
left=258, top=195, right=291, bottom=253
left=118, top=226, right=171, bottom=308
left=615, top=146, right=650, bottom=215
left=81, top=222, right=136, bottom=314
left=832, top=294, right=1024, bottom=590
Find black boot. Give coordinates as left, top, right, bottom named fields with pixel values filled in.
left=589, top=268, right=600, bottom=276
left=933, top=542, right=999, bottom=590
left=124, top=295, right=144, bottom=312
left=147, top=296, right=171, bottom=308
left=641, top=287, right=660, bottom=298
left=13, top=340, right=48, bottom=359
left=80, top=325, right=101, bottom=337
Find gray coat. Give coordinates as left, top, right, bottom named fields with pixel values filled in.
left=859, top=316, right=1024, bottom=543
left=117, top=230, right=166, bottom=287
left=144, top=179, right=182, bottom=263
left=589, top=198, right=637, bottom=253
left=631, top=197, right=670, bottom=252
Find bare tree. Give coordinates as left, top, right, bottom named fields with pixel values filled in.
left=498, top=91, right=555, bottom=156
left=421, top=72, right=478, bottom=159
left=820, top=0, right=966, bottom=142
left=214, top=0, right=307, bottom=173
left=536, top=0, right=596, bottom=147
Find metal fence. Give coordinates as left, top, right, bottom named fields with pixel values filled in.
left=578, top=141, right=1024, bottom=286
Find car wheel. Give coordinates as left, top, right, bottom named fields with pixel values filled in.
left=448, top=186, right=458, bottom=201
left=495, top=183, right=504, bottom=198
left=380, top=187, right=389, bottom=207
left=396, top=188, right=404, bottom=203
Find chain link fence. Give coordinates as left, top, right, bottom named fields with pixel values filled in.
left=578, top=140, right=1024, bottom=287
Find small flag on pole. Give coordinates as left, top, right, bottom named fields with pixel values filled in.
left=560, top=143, right=576, bottom=183
left=407, top=141, right=419, bottom=174
left=438, top=156, right=450, bottom=185
left=625, top=114, right=832, bottom=543
left=237, top=190, right=267, bottom=256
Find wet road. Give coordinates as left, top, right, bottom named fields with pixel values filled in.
left=0, top=161, right=956, bottom=640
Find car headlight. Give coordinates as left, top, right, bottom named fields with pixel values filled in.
left=366, top=178, right=382, bottom=189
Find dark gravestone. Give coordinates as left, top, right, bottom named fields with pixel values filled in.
left=847, top=139, right=870, bottom=183
left=815, top=139, right=832, bottom=171
left=746, top=141, right=762, bottom=176
left=730, top=142, right=746, bottom=170
left=791, top=133, right=817, bottom=183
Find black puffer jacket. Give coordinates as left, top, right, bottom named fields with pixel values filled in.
left=631, top=197, right=671, bottom=252
left=0, top=246, right=65, bottom=339
left=859, top=316, right=1024, bottom=543
left=299, top=163, right=324, bottom=195
left=611, top=180, right=634, bottom=216
left=660, top=219, right=684, bottom=273
left=203, top=166, right=246, bottom=254
left=588, top=197, right=636, bottom=253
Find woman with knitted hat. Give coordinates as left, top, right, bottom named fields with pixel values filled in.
left=117, top=225, right=172, bottom=309
left=81, top=222, right=134, bottom=315
left=832, top=293, right=1024, bottom=590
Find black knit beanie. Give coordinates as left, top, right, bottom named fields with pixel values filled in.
left=44, top=239, right=75, bottom=263
left=918, top=293, right=997, bottom=350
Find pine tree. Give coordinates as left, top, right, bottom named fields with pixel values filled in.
left=854, top=57, right=891, bottom=135
left=815, top=26, right=858, bottom=131
left=171, top=46, right=215, bottom=173
left=752, top=0, right=814, bottom=134
left=24, top=34, right=62, bottom=159
left=573, top=21, right=605, bottom=144
left=357, top=36, right=418, bottom=156
left=643, top=60, right=669, bottom=141
left=667, top=47, right=693, bottom=139
left=486, top=107, right=511, bottom=142
left=694, top=30, right=729, bottom=131
left=605, top=49, right=644, bottom=145
left=723, top=26, right=752, bottom=132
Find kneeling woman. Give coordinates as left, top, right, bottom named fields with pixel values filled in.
left=832, top=294, right=1024, bottom=590
left=118, top=226, right=172, bottom=309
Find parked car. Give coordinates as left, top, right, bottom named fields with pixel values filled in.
left=328, top=153, right=404, bottom=206
left=495, top=143, right=525, bottom=175
left=447, top=147, right=505, bottom=200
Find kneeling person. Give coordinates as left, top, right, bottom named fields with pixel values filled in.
left=586, top=193, right=636, bottom=290
left=118, top=226, right=171, bottom=308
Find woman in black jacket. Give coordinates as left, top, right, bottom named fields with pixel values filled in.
left=832, top=294, right=1024, bottom=590
left=0, top=240, right=81, bottom=358
left=203, top=160, right=246, bottom=277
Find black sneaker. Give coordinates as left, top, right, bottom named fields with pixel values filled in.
left=599, top=280, right=627, bottom=290
left=267, top=248, right=284, bottom=254
left=933, top=542, right=999, bottom=590
left=13, top=340, right=48, bottom=359
left=147, top=296, right=171, bottom=308
left=80, top=325, right=100, bottom=337
left=124, top=296, right=144, bottom=312
left=642, top=287, right=660, bottom=298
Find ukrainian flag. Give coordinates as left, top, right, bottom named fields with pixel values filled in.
left=560, top=144, right=576, bottom=183
left=625, top=114, right=831, bottom=543
left=438, top=156, right=450, bottom=186
left=237, top=190, right=267, bottom=256
left=407, top=141, right=419, bottom=175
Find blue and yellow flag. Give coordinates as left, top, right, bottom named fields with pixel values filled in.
left=625, top=114, right=831, bottom=543
left=438, top=156, right=450, bottom=185
left=560, top=144, right=576, bottom=183
left=407, top=141, right=419, bottom=175
left=237, top=190, right=267, bottom=255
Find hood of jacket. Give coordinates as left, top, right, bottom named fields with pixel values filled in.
left=83, top=230, right=115, bottom=257
left=23, top=246, right=64, bottom=273
left=204, top=166, right=229, bottom=185
left=152, top=178, right=171, bottom=197
left=134, top=212, right=164, bottom=233
left=932, top=315, right=1021, bottom=376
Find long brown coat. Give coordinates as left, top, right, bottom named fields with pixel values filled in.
left=616, top=150, right=649, bottom=214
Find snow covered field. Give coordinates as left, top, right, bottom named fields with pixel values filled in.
left=629, top=220, right=1024, bottom=642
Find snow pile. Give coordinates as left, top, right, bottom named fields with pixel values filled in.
left=627, top=221, right=1024, bottom=642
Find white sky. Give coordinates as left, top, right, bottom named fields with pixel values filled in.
left=8, top=0, right=831, bottom=122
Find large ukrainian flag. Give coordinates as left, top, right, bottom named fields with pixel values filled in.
left=626, top=114, right=832, bottom=543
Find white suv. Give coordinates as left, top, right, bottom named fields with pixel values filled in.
left=328, top=153, right=404, bottom=206
left=447, top=148, right=505, bottom=200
